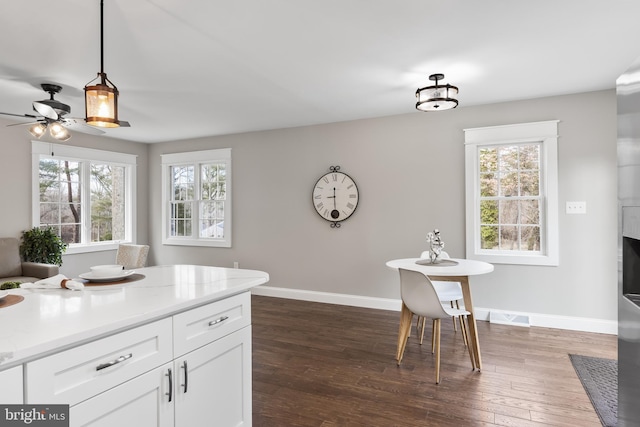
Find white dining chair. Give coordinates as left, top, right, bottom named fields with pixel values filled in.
left=116, top=244, right=149, bottom=269
left=417, top=251, right=468, bottom=348
left=397, top=268, right=474, bottom=384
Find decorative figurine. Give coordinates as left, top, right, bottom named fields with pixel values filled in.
left=426, top=229, right=445, bottom=263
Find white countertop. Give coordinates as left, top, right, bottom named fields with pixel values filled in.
left=0, top=265, right=269, bottom=369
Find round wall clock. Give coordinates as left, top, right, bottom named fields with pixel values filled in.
left=312, top=166, right=359, bottom=228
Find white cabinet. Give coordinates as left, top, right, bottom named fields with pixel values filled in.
left=24, top=291, right=253, bottom=427
left=0, top=365, right=23, bottom=403
left=174, top=326, right=252, bottom=427
left=172, top=291, right=252, bottom=427
left=70, top=363, right=173, bottom=427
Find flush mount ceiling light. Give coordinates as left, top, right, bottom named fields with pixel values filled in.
left=415, top=73, right=459, bottom=111
left=84, top=0, right=130, bottom=128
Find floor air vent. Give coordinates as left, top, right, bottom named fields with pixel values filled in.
left=489, top=311, right=530, bottom=327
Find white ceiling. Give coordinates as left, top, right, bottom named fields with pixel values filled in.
left=2, top=0, right=640, bottom=143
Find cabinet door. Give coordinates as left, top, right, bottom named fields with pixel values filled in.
left=174, top=326, right=252, bottom=427
left=0, top=366, right=23, bottom=403
left=70, top=363, right=174, bottom=427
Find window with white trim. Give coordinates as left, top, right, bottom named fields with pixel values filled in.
left=32, top=141, right=137, bottom=254
left=161, top=148, right=232, bottom=247
left=464, top=121, right=559, bottom=266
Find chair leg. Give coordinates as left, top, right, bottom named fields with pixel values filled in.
left=434, top=318, right=441, bottom=384
left=462, top=316, right=475, bottom=369
left=431, top=319, right=436, bottom=353
left=460, top=314, right=469, bottom=347
left=397, top=305, right=413, bottom=365
left=418, top=316, right=426, bottom=345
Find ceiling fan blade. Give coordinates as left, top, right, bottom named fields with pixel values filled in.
left=0, top=111, right=40, bottom=119
left=6, top=121, right=39, bottom=127
left=61, top=118, right=105, bottom=135
left=32, top=101, right=58, bottom=120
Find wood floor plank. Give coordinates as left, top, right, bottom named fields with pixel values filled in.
left=252, top=295, right=616, bottom=426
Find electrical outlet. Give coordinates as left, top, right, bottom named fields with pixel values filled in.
left=566, top=201, right=586, bottom=214
left=233, top=261, right=239, bottom=269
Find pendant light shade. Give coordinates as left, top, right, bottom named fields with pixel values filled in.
left=415, top=73, right=459, bottom=111
left=85, top=75, right=119, bottom=128
left=85, top=0, right=123, bottom=128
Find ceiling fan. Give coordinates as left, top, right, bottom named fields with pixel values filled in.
left=0, top=83, right=115, bottom=141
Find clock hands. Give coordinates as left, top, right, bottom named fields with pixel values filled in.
left=327, top=187, right=340, bottom=219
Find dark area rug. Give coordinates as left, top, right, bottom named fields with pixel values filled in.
left=569, top=354, right=617, bottom=427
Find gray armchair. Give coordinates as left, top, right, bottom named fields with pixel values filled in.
left=0, top=238, right=59, bottom=283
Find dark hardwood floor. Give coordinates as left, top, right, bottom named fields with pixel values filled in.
left=251, top=295, right=617, bottom=427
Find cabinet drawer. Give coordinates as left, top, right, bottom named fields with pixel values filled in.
left=173, top=292, right=250, bottom=357
left=26, top=318, right=173, bottom=406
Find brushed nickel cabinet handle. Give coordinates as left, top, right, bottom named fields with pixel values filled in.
left=182, top=360, right=188, bottom=393
left=96, top=353, right=133, bottom=371
left=208, top=316, right=229, bottom=326
left=166, top=368, right=173, bottom=402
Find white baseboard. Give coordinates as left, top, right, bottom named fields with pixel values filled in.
left=251, top=286, right=618, bottom=335
left=251, top=286, right=402, bottom=311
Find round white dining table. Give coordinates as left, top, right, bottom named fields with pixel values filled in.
left=386, top=257, right=494, bottom=370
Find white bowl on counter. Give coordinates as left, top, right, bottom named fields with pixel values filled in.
left=90, top=264, right=125, bottom=277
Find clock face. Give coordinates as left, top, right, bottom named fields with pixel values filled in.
left=312, top=171, right=359, bottom=223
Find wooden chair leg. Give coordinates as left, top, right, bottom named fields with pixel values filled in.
left=462, top=316, right=475, bottom=369
left=460, top=314, right=469, bottom=347
left=431, top=319, right=436, bottom=353
left=418, top=316, right=426, bottom=345
left=434, top=318, right=441, bottom=384
left=397, top=306, right=414, bottom=365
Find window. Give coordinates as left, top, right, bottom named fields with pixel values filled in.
left=32, top=141, right=137, bottom=254
left=464, top=121, right=559, bottom=266
left=161, top=149, right=232, bottom=247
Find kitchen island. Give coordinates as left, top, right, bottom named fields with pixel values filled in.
left=0, top=264, right=269, bottom=426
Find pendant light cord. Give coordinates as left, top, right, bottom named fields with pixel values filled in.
left=100, top=0, right=104, bottom=75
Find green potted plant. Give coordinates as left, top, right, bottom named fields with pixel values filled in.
left=20, top=227, right=68, bottom=266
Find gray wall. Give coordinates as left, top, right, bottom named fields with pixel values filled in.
left=0, top=90, right=617, bottom=323
left=147, top=90, right=618, bottom=322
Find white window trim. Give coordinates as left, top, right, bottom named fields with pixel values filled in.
left=31, top=141, right=138, bottom=254
left=161, top=148, right=232, bottom=248
left=464, top=120, right=559, bottom=266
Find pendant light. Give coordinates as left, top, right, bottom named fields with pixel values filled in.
left=415, top=73, right=459, bottom=111
left=84, top=0, right=122, bottom=128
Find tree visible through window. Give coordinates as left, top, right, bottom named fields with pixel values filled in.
left=479, top=143, right=541, bottom=251
left=32, top=142, right=136, bottom=251
left=38, top=160, right=126, bottom=244
left=162, top=148, right=232, bottom=248
left=464, top=121, right=559, bottom=266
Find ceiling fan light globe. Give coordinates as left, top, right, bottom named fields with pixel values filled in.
left=28, top=123, right=47, bottom=138
left=49, top=123, right=71, bottom=141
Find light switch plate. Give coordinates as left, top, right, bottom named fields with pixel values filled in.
left=566, top=201, right=586, bottom=214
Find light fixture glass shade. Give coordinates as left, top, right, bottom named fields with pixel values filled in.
left=29, top=123, right=47, bottom=138
left=85, top=81, right=120, bottom=128
left=49, top=122, right=71, bottom=141
left=415, top=74, right=459, bottom=111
